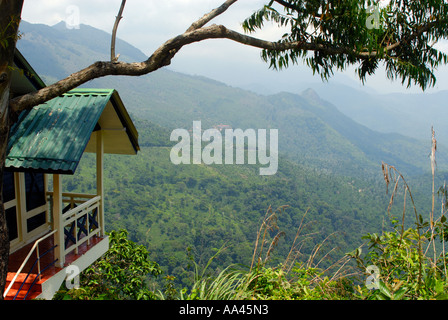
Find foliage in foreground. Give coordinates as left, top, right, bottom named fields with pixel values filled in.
left=346, top=162, right=448, bottom=300
left=54, top=230, right=162, bottom=300
left=174, top=186, right=448, bottom=301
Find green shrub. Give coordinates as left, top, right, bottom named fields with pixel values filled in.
left=54, top=229, right=162, bottom=300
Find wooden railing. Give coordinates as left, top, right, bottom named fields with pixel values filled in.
left=61, top=195, right=101, bottom=255
left=47, top=192, right=97, bottom=213
left=46, top=192, right=103, bottom=264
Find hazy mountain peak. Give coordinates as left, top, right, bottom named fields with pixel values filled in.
left=51, top=21, right=67, bottom=30
left=301, top=88, right=321, bottom=102
left=18, top=20, right=148, bottom=77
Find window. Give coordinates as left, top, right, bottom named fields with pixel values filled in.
left=2, top=171, right=15, bottom=203
left=3, top=172, right=18, bottom=241
left=27, top=211, right=46, bottom=233
left=25, top=172, right=46, bottom=212
left=6, top=207, right=18, bottom=241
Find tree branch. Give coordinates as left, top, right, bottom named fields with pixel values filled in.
left=186, top=0, right=238, bottom=32
left=111, top=0, right=126, bottom=61
left=384, top=20, right=441, bottom=53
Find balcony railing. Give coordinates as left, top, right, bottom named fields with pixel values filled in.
left=62, top=195, right=101, bottom=256
left=47, top=192, right=97, bottom=213
left=46, top=192, right=103, bottom=265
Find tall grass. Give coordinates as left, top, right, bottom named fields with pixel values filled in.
left=348, top=127, right=448, bottom=299
left=170, top=204, right=354, bottom=300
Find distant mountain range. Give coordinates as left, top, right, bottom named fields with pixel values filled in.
left=234, top=61, right=448, bottom=146
left=307, top=82, right=448, bottom=145
left=16, top=20, right=448, bottom=177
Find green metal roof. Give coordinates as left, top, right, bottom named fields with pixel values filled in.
left=6, top=88, right=139, bottom=174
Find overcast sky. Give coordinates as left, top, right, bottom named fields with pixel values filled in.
left=21, top=0, right=448, bottom=94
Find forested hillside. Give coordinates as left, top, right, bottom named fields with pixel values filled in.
left=60, top=120, right=393, bottom=286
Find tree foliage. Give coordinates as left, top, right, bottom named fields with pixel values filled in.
left=243, top=0, right=448, bottom=89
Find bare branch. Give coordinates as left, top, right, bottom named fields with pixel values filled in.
left=186, top=0, right=238, bottom=32
left=111, top=0, right=126, bottom=61
left=10, top=60, right=153, bottom=114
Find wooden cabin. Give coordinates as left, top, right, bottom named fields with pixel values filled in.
left=2, top=50, right=139, bottom=300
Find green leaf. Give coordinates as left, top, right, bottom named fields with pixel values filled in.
left=393, top=287, right=408, bottom=300
left=435, top=293, right=448, bottom=300
left=378, top=281, right=392, bottom=299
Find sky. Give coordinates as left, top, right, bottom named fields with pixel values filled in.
left=20, top=0, right=448, bottom=95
